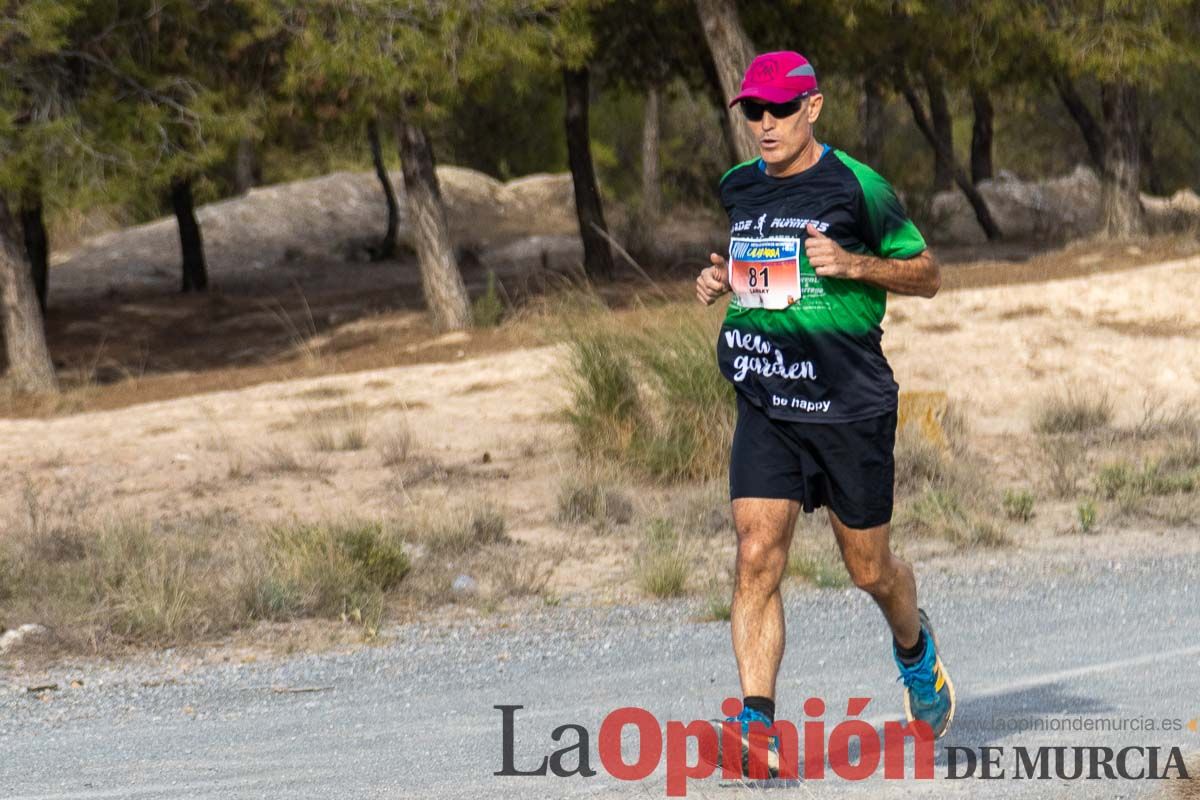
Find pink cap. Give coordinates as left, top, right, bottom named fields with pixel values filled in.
left=728, top=51, right=819, bottom=107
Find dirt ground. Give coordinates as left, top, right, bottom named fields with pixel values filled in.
left=5, top=215, right=1199, bottom=620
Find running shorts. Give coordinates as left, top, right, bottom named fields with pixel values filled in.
left=729, top=394, right=896, bottom=529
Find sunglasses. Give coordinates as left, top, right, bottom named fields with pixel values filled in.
left=739, top=96, right=809, bottom=122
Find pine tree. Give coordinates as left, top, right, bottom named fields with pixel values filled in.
left=0, top=0, right=78, bottom=393
left=1001, top=0, right=1199, bottom=236
left=71, top=1, right=267, bottom=292
left=280, top=0, right=554, bottom=329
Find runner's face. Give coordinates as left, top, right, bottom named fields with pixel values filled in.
left=746, top=94, right=824, bottom=171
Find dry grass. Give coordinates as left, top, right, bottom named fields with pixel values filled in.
left=786, top=551, right=851, bottom=589
left=1002, top=489, right=1036, bottom=522
left=1040, top=434, right=1087, bottom=498
left=556, top=472, right=634, bottom=530
left=244, top=521, right=410, bottom=631
left=892, top=408, right=1010, bottom=548
left=634, top=519, right=691, bottom=598
left=1076, top=500, right=1099, bottom=533
left=1, top=481, right=536, bottom=653
left=563, top=306, right=736, bottom=483
left=293, top=385, right=350, bottom=401
left=1033, top=387, right=1113, bottom=435
left=305, top=403, right=371, bottom=452
left=1077, top=400, right=1200, bottom=520
left=483, top=546, right=554, bottom=599
left=0, top=499, right=411, bottom=650
left=257, top=443, right=328, bottom=476
left=419, top=501, right=509, bottom=557
left=377, top=422, right=416, bottom=467
left=899, top=487, right=1010, bottom=547
left=699, top=592, right=732, bottom=622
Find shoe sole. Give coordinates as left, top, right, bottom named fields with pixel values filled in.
left=704, top=719, right=780, bottom=777
left=902, top=609, right=957, bottom=739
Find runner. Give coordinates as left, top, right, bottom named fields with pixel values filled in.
left=695, top=51, right=954, bottom=774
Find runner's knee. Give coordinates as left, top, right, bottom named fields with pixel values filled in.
left=736, top=537, right=786, bottom=587
left=843, top=553, right=893, bottom=596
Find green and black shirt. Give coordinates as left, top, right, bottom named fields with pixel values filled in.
left=717, top=147, right=926, bottom=423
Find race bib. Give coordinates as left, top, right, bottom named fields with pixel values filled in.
left=729, top=237, right=802, bottom=310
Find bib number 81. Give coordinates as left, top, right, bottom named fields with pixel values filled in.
left=747, top=266, right=769, bottom=288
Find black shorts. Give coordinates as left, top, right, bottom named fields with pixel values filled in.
left=729, top=395, right=896, bottom=529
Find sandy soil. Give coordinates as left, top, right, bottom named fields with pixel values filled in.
left=6, top=252, right=1198, bottom=612
left=887, top=253, right=1200, bottom=435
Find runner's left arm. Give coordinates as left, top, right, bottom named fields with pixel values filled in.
left=804, top=226, right=940, bottom=298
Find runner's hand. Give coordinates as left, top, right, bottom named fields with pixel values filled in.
left=696, top=253, right=731, bottom=305
left=805, top=224, right=857, bottom=279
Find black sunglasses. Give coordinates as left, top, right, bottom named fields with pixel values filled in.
left=739, top=96, right=808, bottom=122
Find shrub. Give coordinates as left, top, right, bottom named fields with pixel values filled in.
left=377, top=423, right=415, bottom=466
left=1033, top=388, right=1113, bottom=435
left=564, top=332, right=642, bottom=459
left=1002, top=489, right=1036, bottom=522
left=485, top=547, right=553, bottom=599
left=625, top=323, right=736, bottom=482
left=306, top=404, right=370, bottom=452
left=1040, top=434, right=1086, bottom=498
left=1077, top=501, right=1098, bottom=533
left=894, top=427, right=950, bottom=495
left=0, top=505, right=415, bottom=652
left=472, top=271, right=507, bottom=328
left=701, top=593, right=732, bottom=622
left=564, top=315, right=735, bottom=483
left=556, top=477, right=634, bottom=527
left=1095, top=458, right=1198, bottom=517
left=245, top=521, right=410, bottom=626
left=424, top=501, right=509, bottom=555
left=899, top=487, right=1010, bottom=547
left=635, top=519, right=690, bottom=598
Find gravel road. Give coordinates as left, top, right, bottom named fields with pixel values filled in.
left=2, top=547, right=1197, bottom=799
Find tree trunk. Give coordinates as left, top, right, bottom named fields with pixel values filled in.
left=20, top=190, right=48, bottom=313
left=700, top=50, right=740, bottom=165
left=970, top=85, right=995, bottom=184
left=396, top=111, right=472, bottom=330
left=1099, top=82, right=1144, bottom=237
left=693, top=0, right=759, bottom=161
left=171, top=178, right=208, bottom=292
left=642, top=86, right=662, bottom=221
left=1053, top=73, right=1105, bottom=172
left=1139, top=111, right=1164, bottom=196
left=0, top=195, right=57, bottom=393
left=859, top=75, right=885, bottom=165
left=1174, top=108, right=1200, bottom=147
left=902, top=82, right=1003, bottom=241
left=368, top=119, right=400, bottom=260
left=234, top=137, right=260, bottom=194
left=563, top=66, right=615, bottom=282
left=923, top=65, right=954, bottom=192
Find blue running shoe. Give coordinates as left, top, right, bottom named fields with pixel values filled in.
left=895, top=608, right=956, bottom=739
left=708, top=705, right=779, bottom=777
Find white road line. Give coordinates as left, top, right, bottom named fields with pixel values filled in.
left=969, top=643, right=1200, bottom=699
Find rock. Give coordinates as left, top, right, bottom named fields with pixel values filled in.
left=451, top=575, right=478, bottom=595
left=897, top=391, right=951, bottom=450
left=52, top=166, right=586, bottom=300
left=929, top=165, right=1200, bottom=244
left=0, top=623, right=49, bottom=654
left=930, top=165, right=1102, bottom=244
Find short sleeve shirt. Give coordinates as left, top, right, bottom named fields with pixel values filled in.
left=716, top=148, right=926, bottom=423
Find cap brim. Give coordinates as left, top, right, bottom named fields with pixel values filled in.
left=728, top=87, right=809, bottom=107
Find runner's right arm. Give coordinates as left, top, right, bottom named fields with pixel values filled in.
left=696, top=252, right=731, bottom=305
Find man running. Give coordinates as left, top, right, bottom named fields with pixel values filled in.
left=695, top=51, right=954, bottom=770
